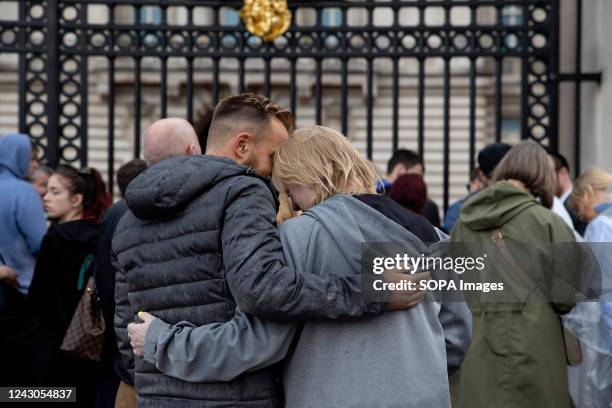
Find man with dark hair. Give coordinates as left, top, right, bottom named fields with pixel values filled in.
left=116, top=159, right=147, bottom=198
left=385, top=149, right=441, bottom=228
left=112, top=94, right=419, bottom=407
left=442, top=143, right=511, bottom=233
left=550, top=151, right=584, bottom=235
left=477, top=142, right=512, bottom=184
left=387, top=149, right=423, bottom=179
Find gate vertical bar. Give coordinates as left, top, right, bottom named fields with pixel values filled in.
left=18, top=1, right=27, bottom=134
left=392, top=58, right=399, bottom=153
left=417, top=58, right=425, bottom=160
left=107, top=3, right=116, bottom=195
left=341, top=8, right=348, bottom=137
left=289, top=58, right=297, bottom=119
left=341, top=58, right=348, bottom=136
left=186, top=6, right=194, bottom=124
left=520, top=2, right=529, bottom=140
left=46, top=0, right=60, bottom=167
left=133, top=4, right=142, bottom=158
left=108, top=57, right=115, bottom=195
left=494, top=58, right=502, bottom=143
left=443, top=3, right=451, bottom=213
left=469, top=4, right=477, bottom=170
left=469, top=59, right=476, bottom=170
left=573, top=0, right=581, bottom=172
left=79, top=2, right=89, bottom=167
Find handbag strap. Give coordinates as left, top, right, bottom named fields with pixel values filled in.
left=77, top=255, right=95, bottom=291
left=490, top=229, right=548, bottom=300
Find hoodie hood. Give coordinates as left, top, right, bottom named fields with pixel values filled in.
left=0, top=133, right=31, bottom=179
left=52, top=219, right=100, bottom=246
left=125, top=155, right=274, bottom=219
left=293, top=195, right=431, bottom=275
left=459, top=180, right=539, bottom=231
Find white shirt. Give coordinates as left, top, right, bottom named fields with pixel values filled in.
left=552, top=196, right=583, bottom=241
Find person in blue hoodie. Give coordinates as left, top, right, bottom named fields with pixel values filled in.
left=0, top=133, right=47, bottom=294
left=0, top=132, right=47, bottom=385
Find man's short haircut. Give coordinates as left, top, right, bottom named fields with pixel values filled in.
left=117, top=158, right=147, bottom=197
left=549, top=151, right=570, bottom=173
left=387, top=149, right=424, bottom=175
left=206, top=93, right=294, bottom=150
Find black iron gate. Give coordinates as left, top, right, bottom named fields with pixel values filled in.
left=0, top=0, right=560, bottom=209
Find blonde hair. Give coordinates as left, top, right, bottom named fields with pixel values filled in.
left=272, top=125, right=379, bottom=205
left=493, top=140, right=556, bottom=209
left=276, top=193, right=301, bottom=223
left=570, top=167, right=612, bottom=220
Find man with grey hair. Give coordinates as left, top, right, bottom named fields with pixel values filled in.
left=95, top=117, right=201, bottom=408
left=142, top=117, right=201, bottom=166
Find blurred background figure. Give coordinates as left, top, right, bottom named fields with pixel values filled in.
left=385, top=149, right=441, bottom=228
left=27, top=143, right=40, bottom=181
left=565, top=169, right=612, bottom=407
left=0, top=133, right=47, bottom=386
left=546, top=151, right=580, bottom=239
left=549, top=152, right=581, bottom=232
left=475, top=142, right=512, bottom=187
left=569, top=167, right=612, bottom=235
left=443, top=143, right=511, bottom=234
left=388, top=174, right=428, bottom=215
left=0, top=133, right=47, bottom=295
left=467, top=167, right=485, bottom=193
left=116, top=159, right=147, bottom=199
left=27, top=165, right=111, bottom=407
left=443, top=167, right=485, bottom=233
left=30, top=165, right=53, bottom=199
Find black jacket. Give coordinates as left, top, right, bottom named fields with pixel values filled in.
left=112, top=155, right=383, bottom=407
left=27, top=220, right=101, bottom=405
left=95, top=199, right=132, bottom=383
left=29, top=220, right=100, bottom=336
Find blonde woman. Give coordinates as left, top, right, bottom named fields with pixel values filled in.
left=570, top=167, right=612, bottom=229
left=128, top=125, right=472, bottom=408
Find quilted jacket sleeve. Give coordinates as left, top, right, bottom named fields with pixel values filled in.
left=113, top=249, right=134, bottom=384
left=221, top=177, right=384, bottom=320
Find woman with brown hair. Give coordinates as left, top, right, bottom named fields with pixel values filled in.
left=27, top=165, right=111, bottom=406
left=451, top=140, right=580, bottom=408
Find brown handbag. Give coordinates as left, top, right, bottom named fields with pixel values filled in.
left=60, top=255, right=106, bottom=362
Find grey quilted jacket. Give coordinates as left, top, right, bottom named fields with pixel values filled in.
left=112, top=155, right=384, bottom=407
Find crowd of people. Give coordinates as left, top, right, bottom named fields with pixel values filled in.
left=0, top=93, right=610, bottom=407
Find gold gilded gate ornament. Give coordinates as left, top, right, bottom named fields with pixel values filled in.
left=240, top=0, right=292, bottom=42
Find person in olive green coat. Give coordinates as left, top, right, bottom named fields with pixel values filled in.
left=451, top=141, right=580, bottom=408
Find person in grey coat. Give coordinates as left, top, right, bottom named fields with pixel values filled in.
left=113, top=96, right=423, bottom=408
left=128, top=125, right=472, bottom=408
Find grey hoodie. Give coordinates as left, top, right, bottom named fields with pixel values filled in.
left=144, top=195, right=471, bottom=407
